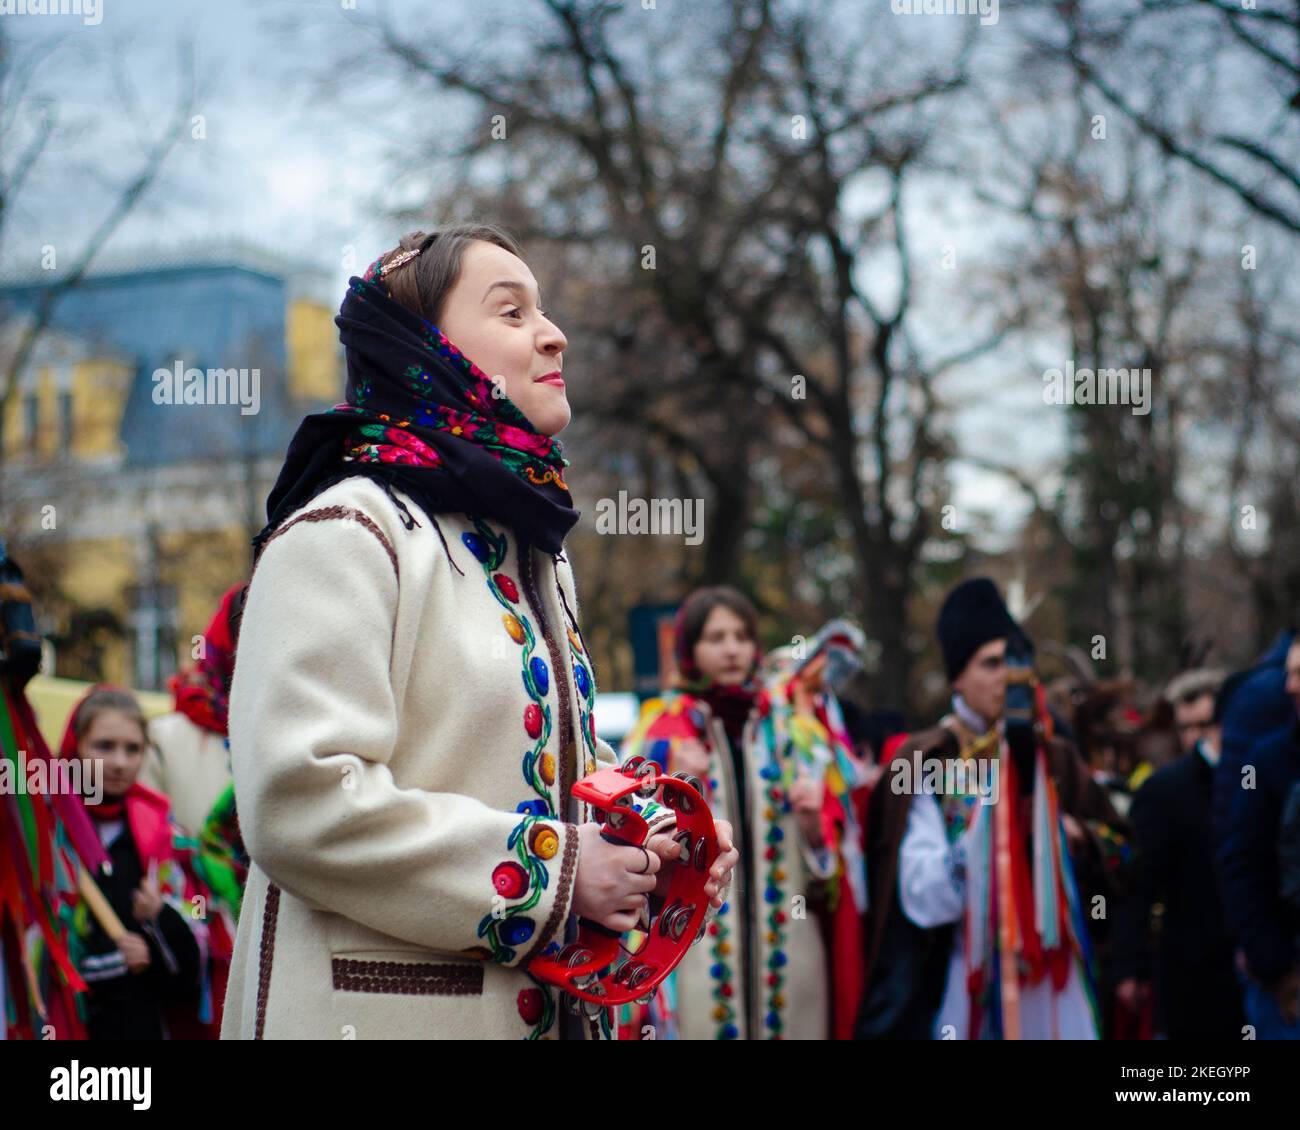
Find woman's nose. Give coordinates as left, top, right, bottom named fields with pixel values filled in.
left=539, top=318, right=567, bottom=354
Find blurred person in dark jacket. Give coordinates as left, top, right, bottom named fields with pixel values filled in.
left=1112, top=670, right=1244, bottom=1039
left=1218, top=636, right=1300, bottom=1039
left=1280, top=780, right=1300, bottom=947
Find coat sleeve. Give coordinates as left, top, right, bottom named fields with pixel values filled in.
left=229, top=513, right=579, bottom=968
left=594, top=735, right=619, bottom=770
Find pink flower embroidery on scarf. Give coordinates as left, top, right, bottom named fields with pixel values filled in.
left=379, top=426, right=443, bottom=465
left=493, top=421, right=554, bottom=457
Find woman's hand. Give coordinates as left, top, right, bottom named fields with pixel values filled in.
left=707, top=820, right=739, bottom=908
left=791, top=653, right=827, bottom=715
left=788, top=776, right=825, bottom=849
left=643, top=821, right=740, bottom=909
left=646, top=831, right=684, bottom=900
left=572, top=822, right=660, bottom=933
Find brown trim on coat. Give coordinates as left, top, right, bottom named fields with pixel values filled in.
left=331, top=958, right=484, bottom=996
left=516, top=546, right=582, bottom=965
left=644, top=809, right=677, bottom=837
left=253, top=882, right=281, bottom=1040
left=552, top=564, right=584, bottom=646
left=255, top=505, right=399, bottom=580
left=522, top=822, right=581, bottom=965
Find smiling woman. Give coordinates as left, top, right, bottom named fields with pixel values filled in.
left=219, top=221, right=741, bottom=1040
left=374, top=226, right=571, bottom=437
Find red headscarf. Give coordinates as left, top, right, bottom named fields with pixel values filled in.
left=167, top=583, right=246, bottom=736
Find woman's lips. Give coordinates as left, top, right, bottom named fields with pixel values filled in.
left=536, top=372, right=565, bottom=387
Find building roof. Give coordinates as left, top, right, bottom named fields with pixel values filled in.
left=0, top=243, right=336, bottom=465
left=0, top=239, right=333, bottom=300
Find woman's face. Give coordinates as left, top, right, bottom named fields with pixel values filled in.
left=78, top=709, right=147, bottom=800
left=437, top=240, right=570, bottom=436
left=692, top=605, right=756, bottom=686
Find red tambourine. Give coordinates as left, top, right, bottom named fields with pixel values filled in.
left=527, top=759, right=717, bottom=1016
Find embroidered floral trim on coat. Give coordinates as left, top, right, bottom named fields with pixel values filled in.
left=460, top=516, right=572, bottom=1038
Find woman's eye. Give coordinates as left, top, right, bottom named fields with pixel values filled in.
left=504, top=307, right=522, bottom=319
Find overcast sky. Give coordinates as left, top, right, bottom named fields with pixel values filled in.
left=2, top=1, right=402, bottom=279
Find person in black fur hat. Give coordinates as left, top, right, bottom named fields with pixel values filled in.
left=856, top=576, right=1126, bottom=1039
left=936, top=576, right=1018, bottom=685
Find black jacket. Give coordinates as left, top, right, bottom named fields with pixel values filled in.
left=1281, top=780, right=1300, bottom=928
left=79, top=823, right=201, bottom=1040
left=1113, top=747, right=1244, bottom=1038
left=1218, top=719, right=1300, bottom=986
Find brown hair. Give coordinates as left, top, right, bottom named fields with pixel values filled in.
left=373, top=222, right=526, bottom=326
left=674, top=586, right=760, bottom=682
left=71, top=687, right=147, bottom=750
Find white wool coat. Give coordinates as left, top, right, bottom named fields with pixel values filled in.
left=220, top=475, right=670, bottom=1040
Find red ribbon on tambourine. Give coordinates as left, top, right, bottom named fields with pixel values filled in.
left=527, top=758, right=717, bottom=1014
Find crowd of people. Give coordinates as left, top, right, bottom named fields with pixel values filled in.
left=611, top=579, right=1300, bottom=1041
left=4, top=561, right=1296, bottom=1041
left=0, top=566, right=246, bottom=1041
left=2, top=222, right=1297, bottom=1040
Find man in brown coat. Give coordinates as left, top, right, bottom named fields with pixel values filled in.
left=856, top=578, right=1126, bottom=1039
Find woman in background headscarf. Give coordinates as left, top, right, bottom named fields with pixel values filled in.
left=60, top=686, right=207, bottom=1039
left=618, top=586, right=869, bottom=1039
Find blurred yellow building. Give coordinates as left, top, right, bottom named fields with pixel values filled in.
left=0, top=245, right=341, bottom=690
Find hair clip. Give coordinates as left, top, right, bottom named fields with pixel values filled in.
left=378, top=232, right=438, bottom=279
left=379, top=246, right=423, bottom=278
